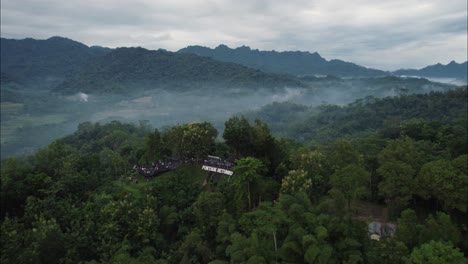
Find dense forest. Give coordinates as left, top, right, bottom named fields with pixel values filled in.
left=1, top=88, right=467, bottom=263
left=246, top=87, right=467, bottom=143
left=54, top=47, right=303, bottom=94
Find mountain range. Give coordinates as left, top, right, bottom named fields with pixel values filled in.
left=178, top=44, right=387, bottom=77
left=394, top=61, right=468, bottom=80
left=1, top=36, right=466, bottom=95
left=1, top=36, right=110, bottom=81
left=55, top=47, right=303, bottom=94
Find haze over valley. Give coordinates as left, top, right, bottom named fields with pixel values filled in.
left=1, top=36, right=464, bottom=157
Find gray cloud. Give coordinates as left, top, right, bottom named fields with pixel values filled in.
left=1, top=0, right=466, bottom=70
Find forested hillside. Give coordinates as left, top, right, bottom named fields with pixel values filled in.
left=1, top=88, right=466, bottom=263
left=55, top=47, right=304, bottom=94
left=0, top=37, right=110, bottom=82
left=246, top=87, right=468, bottom=143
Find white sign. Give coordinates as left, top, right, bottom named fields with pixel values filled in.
left=202, top=165, right=234, bottom=176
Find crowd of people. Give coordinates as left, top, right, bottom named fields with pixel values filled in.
left=202, top=158, right=235, bottom=169
left=132, top=156, right=236, bottom=178
left=133, top=159, right=185, bottom=178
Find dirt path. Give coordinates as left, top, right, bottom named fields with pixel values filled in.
left=352, top=200, right=389, bottom=223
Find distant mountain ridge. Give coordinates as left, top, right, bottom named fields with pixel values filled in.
left=1, top=36, right=111, bottom=81
left=1, top=36, right=465, bottom=95
left=394, top=61, right=468, bottom=81
left=178, top=44, right=387, bottom=77
left=55, top=47, right=305, bottom=94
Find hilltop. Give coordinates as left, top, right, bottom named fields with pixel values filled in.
left=394, top=61, right=468, bottom=81
left=55, top=47, right=305, bottom=94
left=178, top=44, right=387, bottom=77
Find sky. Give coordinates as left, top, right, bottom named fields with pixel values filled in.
left=1, top=0, right=467, bottom=70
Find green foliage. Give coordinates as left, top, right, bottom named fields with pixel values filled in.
left=397, top=209, right=421, bottom=249
left=330, top=139, right=361, bottom=170
left=223, top=116, right=253, bottom=157
left=378, top=161, right=415, bottom=215
left=192, top=191, right=225, bottom=239
left=163, top=122, right=217, bottom=159
left=330, top=164, right=369, bottom=211
left=289, top=148, right=328, bottom=199
left=177, top=229, right=214, bottom=264
left=224, top=117, right=284, bottom=173
left=407, top=241, right=466, bottom=264
left=1, top=111, right=466, bottom=264
left=231, top=157, right=266, bottom=215
left=378, top=136, right=420, bottom=169
left=247, top=87, right=468, bottom=143
left=416, top=158, right=468, bottom=212
left=376, top=137, right=422, bottom=215
left=418, top=212, right=461, bottom=246
left=280, top=169, right=313, bottom=195
left=142, top=129, right=162, bottom=162
left=226, top=232, right=268, bottom=264
left=366, top=238, right=409, bottom=264
left=239, top=202, right=287, bottom=255
left=0, top=216, right=36, bottom=264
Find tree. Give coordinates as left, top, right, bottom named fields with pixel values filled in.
left=34, top=140, right=70, bottom=177
left=143, top=128, right=162, bottom=162
left=290, top=149, right=328, bottom=198
left=38, top=228, right=68, bottom=264
left=231, top=157, right=265, bottom=215
left=192, top=191, right=225, bottom=240
left=250, top=119, right=280, bottom=171
left=226, top=232, right=268, bottom=264
left=223, top=117, right=282, bottom=173
left=215, top=212, right=237, bottom=259
left=330, top=164, right=369, bottom=211
left=280, top=169, right=312, bottom=195
left=130, top=206, right=162, bottom=252
left=367, top=238, right=409, bottom=264
left=396, top=209, right=421, bottom=249
left=407, top=241, right=466, bottom=264
left=181, top=122, right=218, bottom=160
left=329, top=139, right=361, bottom=170
left=378, top=136, right=420, bottom=170
left=1, top=158, right=44, bottom=216
left=30, top=216, right=68, bottom=264
left=96, top=194, right=139, bottom=260
left=177, top=229, right=214, bottom=264
left=416, top=159, right=467, bottom=213
left=0, top=216, right=36, bottom=264
left=164, top=122, right=217, bottom=159
left=99, top=147, right=127, bottom=179
left=377, top=161, right=415, bottom=215
left=418, top=212, right=461, bottom=246
left=239, top=202, right=287, bottom=257
left=223, top=116, right=252, bottom=157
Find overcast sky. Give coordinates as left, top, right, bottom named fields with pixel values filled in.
left=1, top=0, right=467, bottom=70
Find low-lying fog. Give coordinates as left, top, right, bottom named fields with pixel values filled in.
left=59, top=79, right=455, bottom=135
left=400, top=76, right=467, bottom=86
left=0, top=77, right=458, bottom=157
left=70, top=87, right=312, bottom=132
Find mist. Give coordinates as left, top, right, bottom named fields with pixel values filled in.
left=0, top=76, right=457, bottom=157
